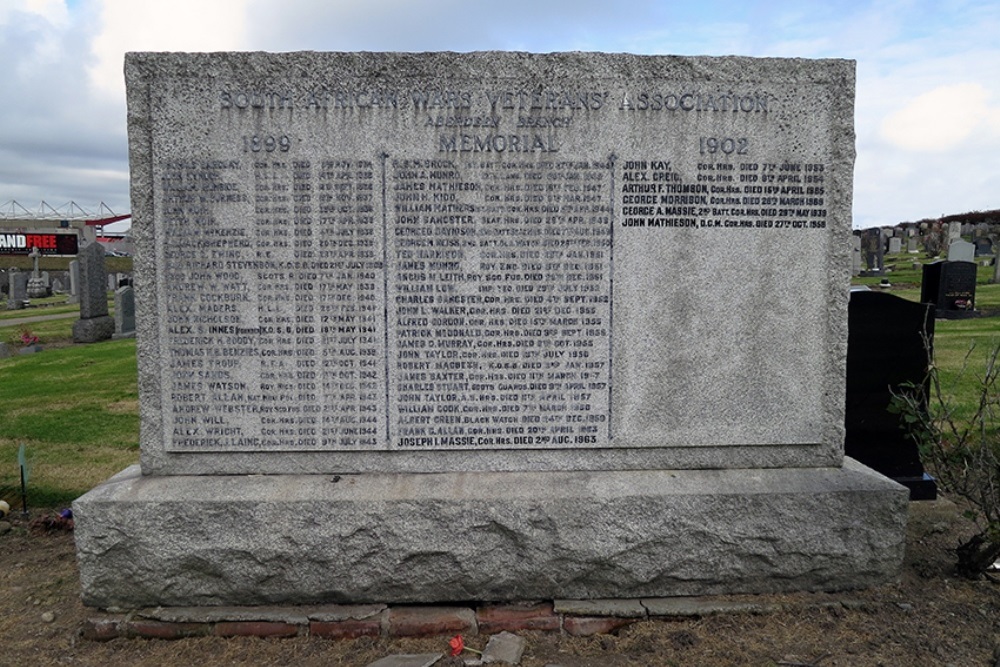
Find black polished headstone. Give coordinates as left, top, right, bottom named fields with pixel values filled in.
left=846, top=290, right=936, bottom=500
left=920, top=260, right=977, bottom=317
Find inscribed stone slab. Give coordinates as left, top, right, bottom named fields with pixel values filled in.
left=78, top=243, right=109, bottom=319
left=126, top=52, right=854, bottom=474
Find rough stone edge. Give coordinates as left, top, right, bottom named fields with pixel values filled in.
left=138, top=444, right=839, bottom=476
left=72, top=316, right=115, bottom=343
left=125, top=51, right=164, bottom=478
left=74, top=460, right=906, bottom=608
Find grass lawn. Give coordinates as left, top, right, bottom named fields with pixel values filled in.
left=0, top=340, right=138, bottom=509
left=929, top=317, right=1000, bottom=428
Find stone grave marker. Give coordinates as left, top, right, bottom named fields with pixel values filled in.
left=907, top=237, right=917, bottom=253
left=74, top=52, right=906, bottom=610
left=113, top=285, right=136, bottom=338
left=72, top=242, right=114, bottom=342
left=845, top=290, right=936, bottom=499
left=6, top=269, right=27, bottom=310
left=26, top=247, right=49, bottom=298
left=888, top=237, right=901, bottom=254
left=861, top=227, right=883, bottom=273
left=921, top=260, right=977, bottom=316
left=67, top=259, right=80, bottom=304
left=974, top=238, right=993, bottom=256
left=851, top=234, right=861, bottom=275
left=947, top=239, right=975, bottom=263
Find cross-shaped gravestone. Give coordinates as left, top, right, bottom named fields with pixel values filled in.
left=29, top=246, right=41, bottom=278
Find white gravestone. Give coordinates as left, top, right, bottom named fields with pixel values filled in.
left=947, top=239, right=975, bottom=263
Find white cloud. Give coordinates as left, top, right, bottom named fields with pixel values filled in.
left=0, top=0, right=68, bottom=25
left=89, top=0, right=250, bottom=99
left=880, top=82, right=998, bottom=152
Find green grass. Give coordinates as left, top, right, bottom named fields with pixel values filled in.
left=0, top=291, right=115, bottom=346
left=1, top=318, right=76, bottom=347
left=0, top=255, right=132, bottom=273
left=852, top=250, right=996, bottom=287
left=930, top=318, right=1000, bottom=425
left=0, top=340, right=139, bottom=508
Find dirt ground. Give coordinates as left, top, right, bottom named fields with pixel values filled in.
left=2, top=497, right=999, bottom=667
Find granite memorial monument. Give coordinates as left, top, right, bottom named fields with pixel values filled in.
left=74, top=52, right=906, bottom=609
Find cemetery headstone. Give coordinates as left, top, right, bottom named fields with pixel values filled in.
left=26, top=247, right=49, bottom=298
left=851, top=235, right=862, bottom=276
left=52, top=277, right=64, bottom=293
left=71, top=242, right=114, bottom=342
left=906, top=237, right=917, bottom=253
left=67, top=259, right=80, bottom=304
left=948, top=221, right=962, bottom=240
left=921, top=260, right=977, bottom=316
left=846, top=290, right=936, bottom=499
left=861, top=228, right=884, bottom=273
left=924, top=225, right=943, bottom=257
left=74, top=52, right=906, bottom=610
left=888, top=237, right=901, bottom=254
left=974, top=238, right=993, bottom=257
left=113, top=285, right=136, bottom=338
left=6, top=269, right=27, bottom=310
left=947, top=239, right=975, bottom=263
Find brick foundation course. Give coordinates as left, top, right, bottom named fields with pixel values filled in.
left=81, top=595, right=868, bottom=641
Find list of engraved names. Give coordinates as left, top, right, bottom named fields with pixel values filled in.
left=161, top=155, right=614, bottom=452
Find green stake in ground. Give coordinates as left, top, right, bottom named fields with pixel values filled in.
left=18, top=442, right=30, bottom=518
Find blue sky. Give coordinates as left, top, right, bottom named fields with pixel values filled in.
left=1, top=0, right=998, bottom=231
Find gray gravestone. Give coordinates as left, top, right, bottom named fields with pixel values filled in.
left=907, top=237, right=917, bottom=253
left=52, top=277, right=64, bottom=293
left=7, top=269, right=27, bottom=310
left=74, top=52, right=905, bottom=609
left=948, top=221, right=962, bottom=240
left=113, top=285, right=136, bottom=338
left=948, top=239, right=975, bottom=263
left=861, top=228, right=884, bottom=272
left=67, top=259, right=80, bottom=304
left=72, top=242, right=114, bottom=342
left=851, top=235, right=862, bottom=275
left=888, top=237, right=901, bottom=254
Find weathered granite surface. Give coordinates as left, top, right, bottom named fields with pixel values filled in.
left=72, top=316, right=115, bottom=343
left=126, top=51, right=855, bottom=475
left=74, top=459, right=906, bottom=608
left=73, top=242, right=113, bottom=342
left=73, top=52, right=904, bottom=611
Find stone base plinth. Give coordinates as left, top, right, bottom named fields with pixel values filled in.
left=73, top=459, right=907, bottom=609
left=72, top=316, right=114, bottom=343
